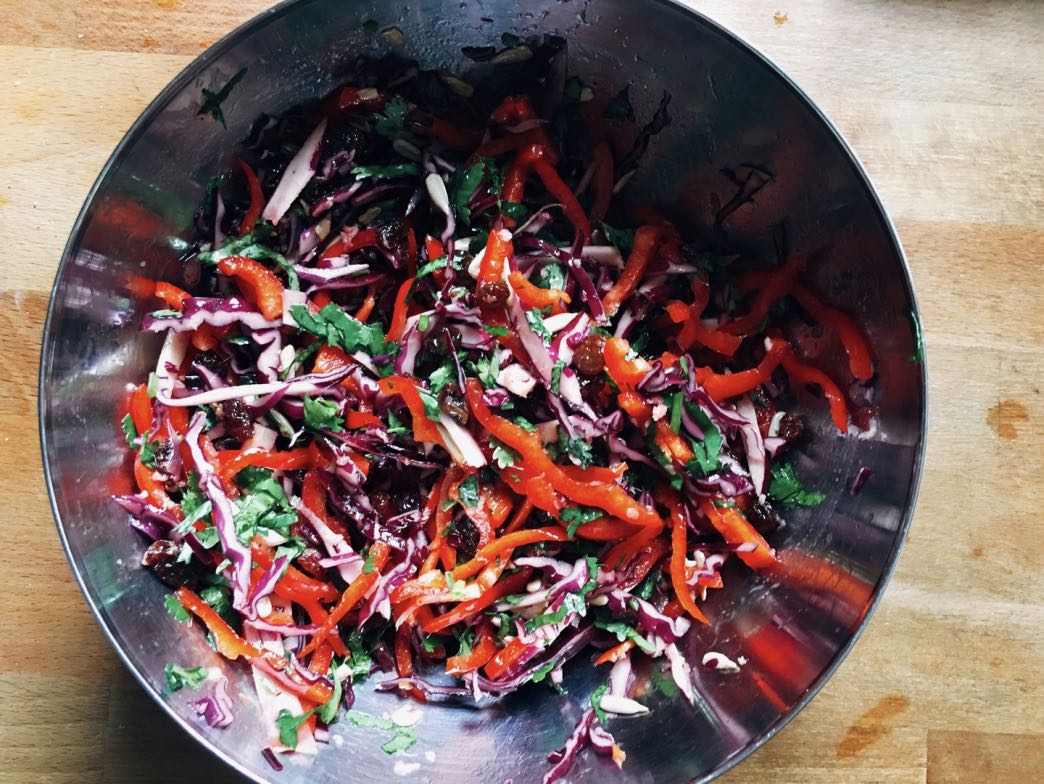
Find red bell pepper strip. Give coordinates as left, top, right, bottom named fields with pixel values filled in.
left=421, top=568, right=533, bottom=634
left=790, top=284, right=874, bottom=381
left=616, top=535, right=669, bottom=591
left=603, top=525, right=661, bottom=572
left=501, top=497, right=534, bottom=535
left=603, top=337, right=653, bottom=424
left=378, top=376, right=445, bottom=446
left=483, top=636, right=535, bottom=680
left=320, top=227, right=378, bottom=262
left=216, top=446, right=319, bottom=484
left=574, top=518, right=644, bottom=541
left=424, top=235, right=444, bottom=261
left=154, top=281, right=191, bottom=311
left=723, top=255, right=803, bottom=335
left=472, top=127, right=546, bottom=159
left=508, top=270, right=570, bottom=313
left=309, top=642, right=335, bottom=676
left=175, top=587, right=259, bottom=660
left=300, top=541, right=391, bottom=655
left=234, top=157, right=264, bottom=235
left=531, top=158, right=591, bottom=241
left=217, top=255, right=284, bottom=320
left=386, top=276, right=415, bottom=341
left=502, top=158, right=529, bottom=205
left=175, top=588, right=334, bottom=704
left=602, top=224, right=662, bottom=317
left=134, top=455, right=174, bottom=509
left=477, top=228, right=513, bottom=286
left=589, top=141, right=614, bottom=223
left=780, top=347, right=850, bottom=432
left=655, top=419, right=694, bottom=464
left=344, top=410, right=381, bottom=429
left=451, top=527, right=569, bottom=583
left=465, top=379, right=663, bottom=528
left=445, top=622, right=497, bottom=675
left=695, top=338, right=787, bottom=401
left=251, top=538, right=341, bottom=605
left=665, top=494, right=710, bottom=624
left=428, top=117, right=481, bottom=151
left=595, top=640, right=636, bottom=666
left=129, top=383, right=153, bottom=434
left=698, top=497, right=776, bottom=570
left=332, top=85, right=386, bottom=111
left=395, top=625, right=415, bottom=677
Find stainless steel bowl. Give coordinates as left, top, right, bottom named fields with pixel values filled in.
left=39, top=0, right=926, bottom=781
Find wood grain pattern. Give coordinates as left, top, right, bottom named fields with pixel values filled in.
left=1, top=1, right=1041, bottom=782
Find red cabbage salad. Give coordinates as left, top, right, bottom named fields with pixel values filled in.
left=115, top=32, right=874, bottom=781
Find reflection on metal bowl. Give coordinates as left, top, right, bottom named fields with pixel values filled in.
left=40, top=1, right=926, bottom=781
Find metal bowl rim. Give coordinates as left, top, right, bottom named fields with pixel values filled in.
left=37, top=1, right=928, bottom=781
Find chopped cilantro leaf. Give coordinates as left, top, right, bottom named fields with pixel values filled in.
left=601, top=222, right=634, bottom=256
left=290, top=302, right=390, bottom=355
left=450, top=161, right=486, bottom=224
left=303, top=396, right=343, bottom=432
left=351, top=162, right=421, bottom=180
left=428, top=363, right=455, bottom=395
left=558, top=430, right=594, bottom=469
left=768, top=463, right=826, bottom=509
left=416, top=254, right=448, bottom=278
left=120, top=414, right=137, bottom=446
left=416, top=386, right=442, bottom=421
left=484, top=325, right=509, bottom=337
left=457, top=474, right=480, bottom=508
left=594, top=620, right=656, bottom=654
left=590, top=682, right=609, bottom=724
left=164, top=593, right=190, bottom=623
left=492, top=442, right=518, bottom=469
left=536, top=263, right=566, bottom=291
left=275, top=707, right=317, bottom=749
left=525, top=310, right=552, bottom=342
left=550, top=361, right=565, bottom=394
left=561, top=506, right=603, bottom=538
left=164, top=663, right=208, bottom=692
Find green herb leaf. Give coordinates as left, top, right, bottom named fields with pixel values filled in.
left=594, top=620, right=656, bottom=654
left=428, top=363, right=455, bottom=395
left=351, top=162, right=421, bottom=180
left=557, top=430, right=594, bottom=469
left=416, top=255, right=448, bottom=278
left=164, top=663, right=209, bottom=692
left=344, top=631, right=375, bottom=682
left=416, top=386, right=442, bottom=421
left=530, top=660, right=557, bottom=684
left=513, top=416, right=536, bottom=432
left=491, top=443, right=518, bottom=469
left=381, top=729, right=417, bottom=755
left=290, top=302, right=390, bottom=356
left=484, top=325, right=509, bottom=337
left=525, top=310, right=552, bottom=342
left=560, top=506, right=603, bottom=538
left=526, top=592, right=588, bottom=633
left=317, top=669, right=343, bottom=725
left=536, top=263, right=567, bottom=291
left=669, top=391, right=683, bottom=433
left=768, top=463, right=826, bottom=509
left=362, top=546, right=378, bottom=575
left=550, top=361, right=565, bottom=394
left=303, top=395, right=343, bottom=432
left=450, top=161, right=486, bottom=225
left=601, top=222, right=635, bottom=256
left=474, top=348, right=501, bottom=389
left=275, top=707, right=317, bottom=749
left=164, top=593, right=190, bottom=624
left=602, top=85, right=635, bottom=121
left=590, top=682, right=610, bottom=725
left=457, top=474, right=480, bottom=508
left=121, top=414, right=137, bottom=446
left=386, top=409, right=408, bottom=436
left=500, top=201, right=528, bottom=221
left=232, top=467, right=298, bottom=542
left=372, top=95, right=414, bottom=142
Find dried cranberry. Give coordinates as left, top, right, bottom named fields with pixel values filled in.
left=142, top=539, right=197, bottom=589
left=755, top=404, right=775, bottom=437
left=291, top=520, right=324, bottom=551
left=574, top=334, right=607, bottom=377
left=438, top=384, right=469, bottom=425
left=476, top=279, right=510, bottom=309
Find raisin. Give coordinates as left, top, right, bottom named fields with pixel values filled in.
left=392, top=488, right=420, bottom=515
left=574, top=334, right=607, bottom=377
left=445, top=517, right=479, bottom=562
left=778, top=413, right=805, bottom=443
left=746, top=502, right=783, bottom=534
left=369, top=489, right=394, bottom=520
left=223, top=398, right=255, bottom=444
left=438, top=384, right=469, bottom=425
left=476, top=279, right=510, bottom=309
left=294, top=548, right=327, bottom=579
left=142, top=539, right=197, bottom=589
left=755, top=403, right=776, bottom=437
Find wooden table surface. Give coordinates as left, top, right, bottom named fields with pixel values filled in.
left=1, top=1, right=1041, bottom=782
